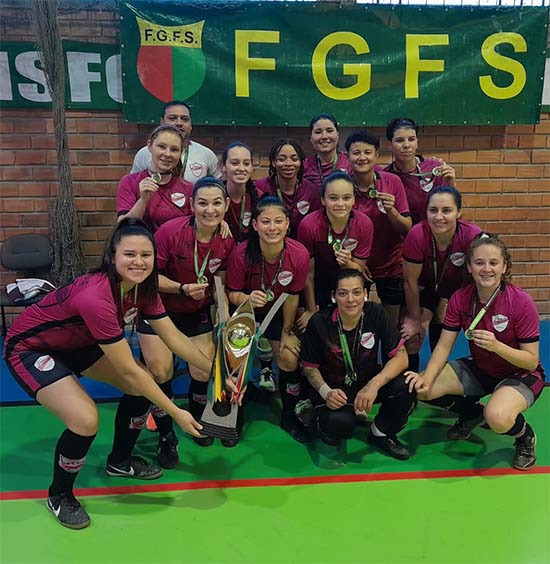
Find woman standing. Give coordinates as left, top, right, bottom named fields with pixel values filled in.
left=117, top=125, right=193, bottom=232
left=303, top=114, right=351, bottom=192
left=226, top=196, right=310, bottom=443
left=221, top=142, right=259, bottom=242
left=256, top=139, right=321, bottom=239
left=406, top=235, right=544, bottom=470
left=137, top=177, right=235, bottom=459
left=401, top=185, right=482, bottom=370
left=3, top=219, right=213, bottom=529
left=297, top=172, right=373, bottom=331
left=384, top=117, right=456, bottom=226
left=345, top=129, right=412, bottom=327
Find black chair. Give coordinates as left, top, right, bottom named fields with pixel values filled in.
left=1, top=234, right=53, bottom=336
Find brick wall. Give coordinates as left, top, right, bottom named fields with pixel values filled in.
left=1, top=2, right=549, bottom=327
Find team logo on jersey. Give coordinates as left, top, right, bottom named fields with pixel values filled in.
left=492, top=314, right=509, bottom=332
left=342, top=238, right=358, bottom=252
left=297, top=200, right=310, bottom=215
left=171, top=192, right=186, bottom=208
left=136, top=17, right=206, bottom=102
left=190, top=162, right=205, bottom=177
left=360, top=332, right=375, bottom=349
left=243, top=211, right=252, bottom=227
left=420, top=180, right=434, bottom=192
left=123, top=307, right=138, bottom=325
left=450, top=252, right=466, bottom=267
left=34, top=355, right=55, bottom=372
left=208, top=258, right=222, bottom=273
left=278, top=271, right=293, bottom=286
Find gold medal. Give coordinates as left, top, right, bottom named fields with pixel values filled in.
left=332, top=240, right=342, bottom=252
left=197, top=275, right=208, bottom=285
left=368, top=188, right=378, bottom=199
left=151, top=172, right=162, bottom=183
left=265, top=289, right=274, bottom=302
left=432, top=167, right=442, bottom=177
left=465, top=329, right=474, bottom=340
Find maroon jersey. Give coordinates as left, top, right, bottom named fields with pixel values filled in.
left=117, top=170, right=193, bottom=233
left=353, top=170, right=410, bottom=279
left=403, top=219, right=482, bottom=299
left=384, top=156, right=447, bottom=225
left=302, top=303, right=404, bottom=389
left=155, top=216, right=236, bottom=314
left=224, top=186, right=259, bottom=242
left=298, top=209, right=373, bottom=305
left=226, top=238, right=309, bottom=316
left=303, top=151, right=351, bottom=192
left=256, top=176, right=321, bottom=238
left=5, top=273, right=166, bottom=354
left=444, top=283, right=543, bottom=380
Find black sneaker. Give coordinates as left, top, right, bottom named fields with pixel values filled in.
left=47, top=492, right=90, bottom=530
left=258, top=367, right=276, bottom=392
left=157, top=432, right=179, bottom=469
left=281, top=411, right=311, bottom=444
left=513, top=431, right=537, bottom=471
left=447, top=413, right=485, bottom=440
left=368, top=433, right=411, bottom=460
left=318, top=429, right=340, bottom=447
left=193, top=435, right=215, bottom=447
left=106, top=455, right=163, bottom=479
left=221, top=437, right=240, bottom=448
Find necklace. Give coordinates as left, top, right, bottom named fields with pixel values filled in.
left=465, top=284, right=502, bottom=340
left=337, top=312, right=364, bottom=386
left=430, top=232, right=455, bottom=293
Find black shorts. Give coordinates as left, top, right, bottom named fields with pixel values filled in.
left=419, top=288, right=439, bottom=314
left=374, top=277, right=404, bottom=306
left=6, top=345, right=104, bottom=398
left=137, top=309, right=213, bottom=338
left=449, top=357, right=546, bottom=408
left=257, top=309, right=284, bottom=341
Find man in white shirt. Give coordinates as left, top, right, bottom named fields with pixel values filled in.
left=131, top=100, right=221, bottom=184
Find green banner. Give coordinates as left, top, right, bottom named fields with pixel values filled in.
left=119, top=2, right=548, bottom=126
left=0, top=41, right=121, bottom=109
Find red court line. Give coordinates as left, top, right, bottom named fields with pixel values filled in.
left=2, top=466, right=549, bottom=501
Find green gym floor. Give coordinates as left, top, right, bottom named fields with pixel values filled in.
left=1, top=395, right=549, bottom=564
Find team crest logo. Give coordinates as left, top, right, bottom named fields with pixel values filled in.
left=136, top=17, right=206, bottom=102
left=492, top=314, right=509, bottom=332
left=209, top=258, right=222, bottom=273
left=360, top=332, right=375, bottom=349
left=342, top=238, right=358, bottom=252
left=278, top=271, right=294, bottom=286
left=243, top=212, right=252, bottom=227
left=190, top=162, right=205, bottom=177
left=123, top=307, right=138, bottom=325
left=34, top=355, right=55, bottom=372
left=171, top=192, right=186, bottom=208
left=297, top=201, right=310, bottom=215
left=450, top=252, right=466, bottom=267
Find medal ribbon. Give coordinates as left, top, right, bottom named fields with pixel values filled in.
left=336, top=313, right=363, bottom=386
left=261, top=247, right=285, bottom=298
left=465, top=284, right=502, bottom=340
left=327, top=217, right=350, bottom=250
left=316, top=152, right=338, bottom=184
left=431, top=233, right=455, bottom=293
left=120, top=284, right=139, bottom=345
left=194, top=237, right=212, bottom=284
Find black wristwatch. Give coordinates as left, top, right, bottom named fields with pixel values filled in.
left=178, top=283, right=186, bottom=296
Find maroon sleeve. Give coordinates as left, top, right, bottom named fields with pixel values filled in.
left=443, top=290, right=464, bottom=332
left=514, top=291, right=540, bottom=343
left=353, top=213, right=373, bottom=260
left=225, top=244, right=247, bottom=292
left=297, top=215, right=316, bottom=256
left=117, top=174, right=140, bottom=215
left=403, top=223, right=426, bottom=263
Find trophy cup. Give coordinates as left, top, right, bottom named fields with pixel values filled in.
left=199, top=277, right=288, bottom=440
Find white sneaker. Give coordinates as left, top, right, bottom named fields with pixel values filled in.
left=258, top=367, right=276, bottom=392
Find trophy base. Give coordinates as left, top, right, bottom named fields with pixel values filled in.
left=200, top=400, right=239, bottom=440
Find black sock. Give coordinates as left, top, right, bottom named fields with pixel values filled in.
left=278, top=369, right=302, bottom=415
left=187, top=379, right=208, bottom=420
left=503, top=414, right=532, bottom=438
left=425, top=396, right=482, bottom=417
left=108, top=394, right=150, bottom=464
left=151, top=381, right=175, bottom=437
left=49, top=429, right=96, bottom=498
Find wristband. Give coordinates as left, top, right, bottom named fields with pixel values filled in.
left=318, top=383, right=332, bottom=401
left=178, top=283, right=186, bottom=296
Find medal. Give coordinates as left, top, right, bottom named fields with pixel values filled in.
left=332, top=240, right=342, bottom=252
left=265, top=289, right=274, bottom=302
left=465, top=329, right=474, bottom=340
left=193, top=236, right=211, bottom=289
left=261, top=248, right=285, bottom=304
left=197, top=275, right=208, bottom=285
left=151, top=172, right=162, bottom=183
left=368, top=188, right=378, bottom=199
left=465, top=284, right=502, bottom=340
left=432, top=166, right=442, bottom=176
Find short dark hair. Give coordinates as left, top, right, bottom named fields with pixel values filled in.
left=386, top=117, right=418, bottom=142
left=162, top=100, right=191, bottom=119
left=345, top=129, right=380, bottom=152
left=335, top=268, right=366, bottom=289
left=96, top=218, right=159, bottom=303
left=321, top=170, right=354, bottom=197
left=192, top=176, right=228, bottom=198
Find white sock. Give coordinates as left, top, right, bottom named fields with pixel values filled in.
left=371, top=422, right=386, bottom=437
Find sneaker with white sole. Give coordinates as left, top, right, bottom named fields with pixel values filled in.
left=513, top=431, right=536, bottom=471
left=106, top=455, right=163, bottom=479
left=258, top=367, right=276, bottom=392
left=47, top=492, right=90, bottom=530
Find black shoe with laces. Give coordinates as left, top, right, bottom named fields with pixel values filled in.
left=47, top=492, right=90, bottom=530
left=193, top=435, right=215, bottom=447
left=368, top=433, right=411, bottom=460
left=447, top=413, right=485, bottom=440
left=281, top=411, right=311, bottom=444
left=106, top=455, right=163, bottom=479
left=221, top=437, right=240, bottom=448
left=513, top=430, right=536, bottom=471
left=157, top=432, right=179, bottom=469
